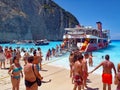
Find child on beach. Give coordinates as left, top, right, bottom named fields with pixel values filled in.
left=114, top=63, right=120, bottom=90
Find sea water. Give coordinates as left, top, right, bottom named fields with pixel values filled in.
left=45, top=40, right=120, bottom=75
left=0, top=40, right=120, bottom=74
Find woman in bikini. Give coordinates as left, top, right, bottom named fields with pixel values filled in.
left=114, top=63, right=120, bottom=90
left=8, top=56, right=23, bottom=90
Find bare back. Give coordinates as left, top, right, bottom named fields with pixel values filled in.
left=82, top=59, right=88, bottom=72
left=102, top=60, right=114, bottom=74
left=73, top=60, right=83, bottom=76
left=24, top=64, right=36, bottom=82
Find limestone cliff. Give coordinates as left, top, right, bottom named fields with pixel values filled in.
left=0, top=0, right=79, bottom=42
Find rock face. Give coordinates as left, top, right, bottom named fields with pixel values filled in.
left=0, top=0, right=79, bottom=41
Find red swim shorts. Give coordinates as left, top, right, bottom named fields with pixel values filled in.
left=74, top=75, right=83, bottom=85
left=102, top=73, right=112, bottom=84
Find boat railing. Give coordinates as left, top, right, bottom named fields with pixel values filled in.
left=67, top=31, right=84, bottom=35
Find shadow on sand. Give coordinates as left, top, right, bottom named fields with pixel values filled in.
left=85, top=79, right=99, bottom=90
left=42, top=79, right=51, bottom=83
left=40, top=69, right=48, bottom=72
left=86, top=87, right=99, bottom=90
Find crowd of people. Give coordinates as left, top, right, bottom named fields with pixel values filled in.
left=0, top=46, right=44, bottom=90
left=69, top=49, right=120, bottom=90
left=0, top=44, right=65, bottom=90
left=0, top=45, right=120, bottom=90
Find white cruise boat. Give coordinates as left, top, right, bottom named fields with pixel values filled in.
left=63, top=22, right=110, bottom=52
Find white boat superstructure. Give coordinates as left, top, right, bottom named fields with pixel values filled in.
left=63, top=22, right=110, bottom=52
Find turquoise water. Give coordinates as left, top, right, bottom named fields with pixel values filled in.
left=46, top=40, right=120, bottom=74
left=0, top=41, right=62, bottom=56
left=0, top=40, right=120, bottom=74
left=93, top=40, right=120, bottom=67
left=88, top=40, right=120, bottom=74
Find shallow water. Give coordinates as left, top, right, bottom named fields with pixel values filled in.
left=0, top=40, right=119, bottom=74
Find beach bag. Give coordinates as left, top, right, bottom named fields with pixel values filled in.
left=36, top=77, right=41, bottom=86
left=32, top=64, right=42, bottom=86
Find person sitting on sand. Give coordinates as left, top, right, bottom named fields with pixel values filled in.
left=114, top=63, right=120, bottom=90
left=8, top=56, right=23, bottom=90
left=89, top=54, right=116, bottom=90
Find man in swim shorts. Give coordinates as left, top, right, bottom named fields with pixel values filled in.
left=90, top=54, right=116, bottom=90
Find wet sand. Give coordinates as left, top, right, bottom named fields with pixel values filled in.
left=0, top=61, right=116, bottom=90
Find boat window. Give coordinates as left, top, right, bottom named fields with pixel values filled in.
left=82, top=38, right=85, bottom=43
left=76, top=39, right=81, bottom=42
left=90, top=39, right=97, bottom=43
left=103, top=40, right=107, bottom=43
left=98, top=39, right=103, bottom=43
left=98, top=39, right=100, bottom=43
left=86, top=30, right=92, bottom=35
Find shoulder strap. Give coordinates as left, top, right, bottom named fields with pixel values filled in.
left=32, top=64, right=37, bottom=77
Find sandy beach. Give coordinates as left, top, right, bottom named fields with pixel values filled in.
left=0, top=60, right=116, bottom=90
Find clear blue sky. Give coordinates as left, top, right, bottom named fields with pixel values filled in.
left=54, top=0, right=120, bottom=40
